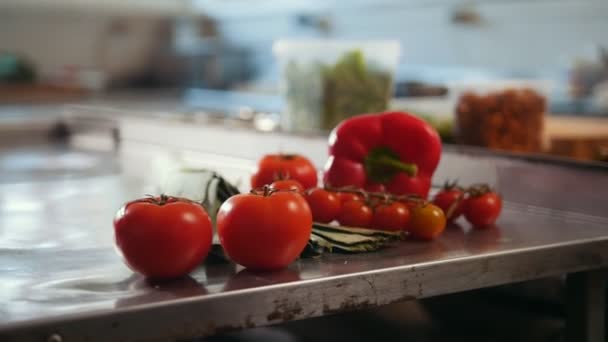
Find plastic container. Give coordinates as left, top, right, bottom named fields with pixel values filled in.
left=273, top=39, right=400, bottom=132
left=448, top=80, right=553, bottom=153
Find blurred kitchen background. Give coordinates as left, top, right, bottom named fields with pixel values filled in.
left=1, top=0, right=608, bottom=162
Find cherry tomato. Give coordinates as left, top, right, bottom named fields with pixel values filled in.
left=364, top=183, right=386, bottom=193
left=304, top=188, right=341, bottom=223
left=432, top=188, right=464, bottom=222
left=464, top=192, right=502, bottom=228
left=251, top=154, right=318, bottom=189
left=337, top=200, right=373, bottom=228
left=402, top=200, right=420, bottom=211
left=113, top=195, right=213, bottom=279
left=408, top=204, right=446, bottom=240
left=217, top=189, right=312, bottom=271
left=270, top=179, right=304, bottom=192
left=336, top=192, right=363, bottom=204
left=371, top=202, right=410, bottom=231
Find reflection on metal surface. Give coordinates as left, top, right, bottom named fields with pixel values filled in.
left=0, top=146, right=607, bottom=341
left=0, top=146, right=119, bottom=183
left=0, top=152, right=100, bottom=171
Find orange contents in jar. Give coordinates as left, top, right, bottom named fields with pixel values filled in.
left=456, top=88, right=546, bottom=153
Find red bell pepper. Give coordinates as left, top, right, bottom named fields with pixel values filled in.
left=323, top=111, right=442, bottom=198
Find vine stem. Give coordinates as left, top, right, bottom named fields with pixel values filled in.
left=441, top=182, right=496, bottom=219
left=250, top=185, right=300, bottom=197
left=324, top=186, right=427, bottom=206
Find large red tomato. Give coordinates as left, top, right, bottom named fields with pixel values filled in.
left=113, top=195, right=213, bottom=279
left=251, top=154, right=318, bottom=189
left=217, top=189, right=312, bottom=270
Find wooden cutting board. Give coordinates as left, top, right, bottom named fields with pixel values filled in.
left=544, top=116, right=608, bottom=161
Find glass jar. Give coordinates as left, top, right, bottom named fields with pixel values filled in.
left=452, top=81, right=550, bottom=153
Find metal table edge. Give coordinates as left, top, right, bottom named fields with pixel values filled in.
left=2, top=236, right=608, bottom=341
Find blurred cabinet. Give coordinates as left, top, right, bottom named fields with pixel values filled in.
left=0, top=0, right=187, bottom=16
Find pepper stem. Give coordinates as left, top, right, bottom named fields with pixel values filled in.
left=369, top=155, right=418, bottom=177
left=364, top=146, right=418, bottom=183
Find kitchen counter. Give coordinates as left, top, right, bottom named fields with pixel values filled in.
left=0, top=141, right=607, bottom=341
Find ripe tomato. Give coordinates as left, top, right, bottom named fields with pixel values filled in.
left=372, top=202, right=410, bottom=231
left=304, top=188, right=341, bottom=223
left=401, top=200, right=421, bottom=211
left=270, top=179, right=304, bottom=192
left=217, top=189, right=312, bottom=270
left=337, top=200, right=373, bottom=228
left=408, top=204, right=446, bottom=240
left=464, top=192, right=502, bottom=228
left=364, top=183, right=386, bottom=193
left=432, top=188, right=464, bottom=222
left=336, top=192, right=363, bottom=204
left=251, top=154, right=318, bottom=189
left=113, top=195, right=213, bottom=279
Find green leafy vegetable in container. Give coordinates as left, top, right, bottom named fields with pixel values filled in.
left=283, top=50, right=393, bottom=132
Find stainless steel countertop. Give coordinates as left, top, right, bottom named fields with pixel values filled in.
left=1, top=146, right=607, bottom=341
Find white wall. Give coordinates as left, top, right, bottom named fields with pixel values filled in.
left=1, top=0, right=607, bottom=85
left=213, top=0, right=608, bottom=75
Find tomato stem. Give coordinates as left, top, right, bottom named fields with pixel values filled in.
left=445, top=193, right=465, bottom=219
left=279, top=154, right=297, bottom=160
left=443, top=179, right=463, bottom=191
left=250, top=185, right=303, bottom=197
left=158, top=194, right=169, bottom=205
left=273, top=169, right=290, bottom=181
left=129, top=194, right=202, bottom=206
left=465, top=183, right=494, bottom=197
left=250, top=185, right=276, bottom=197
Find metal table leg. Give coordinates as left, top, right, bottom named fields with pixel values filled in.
left=566, top=270, right=606, bottom=342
